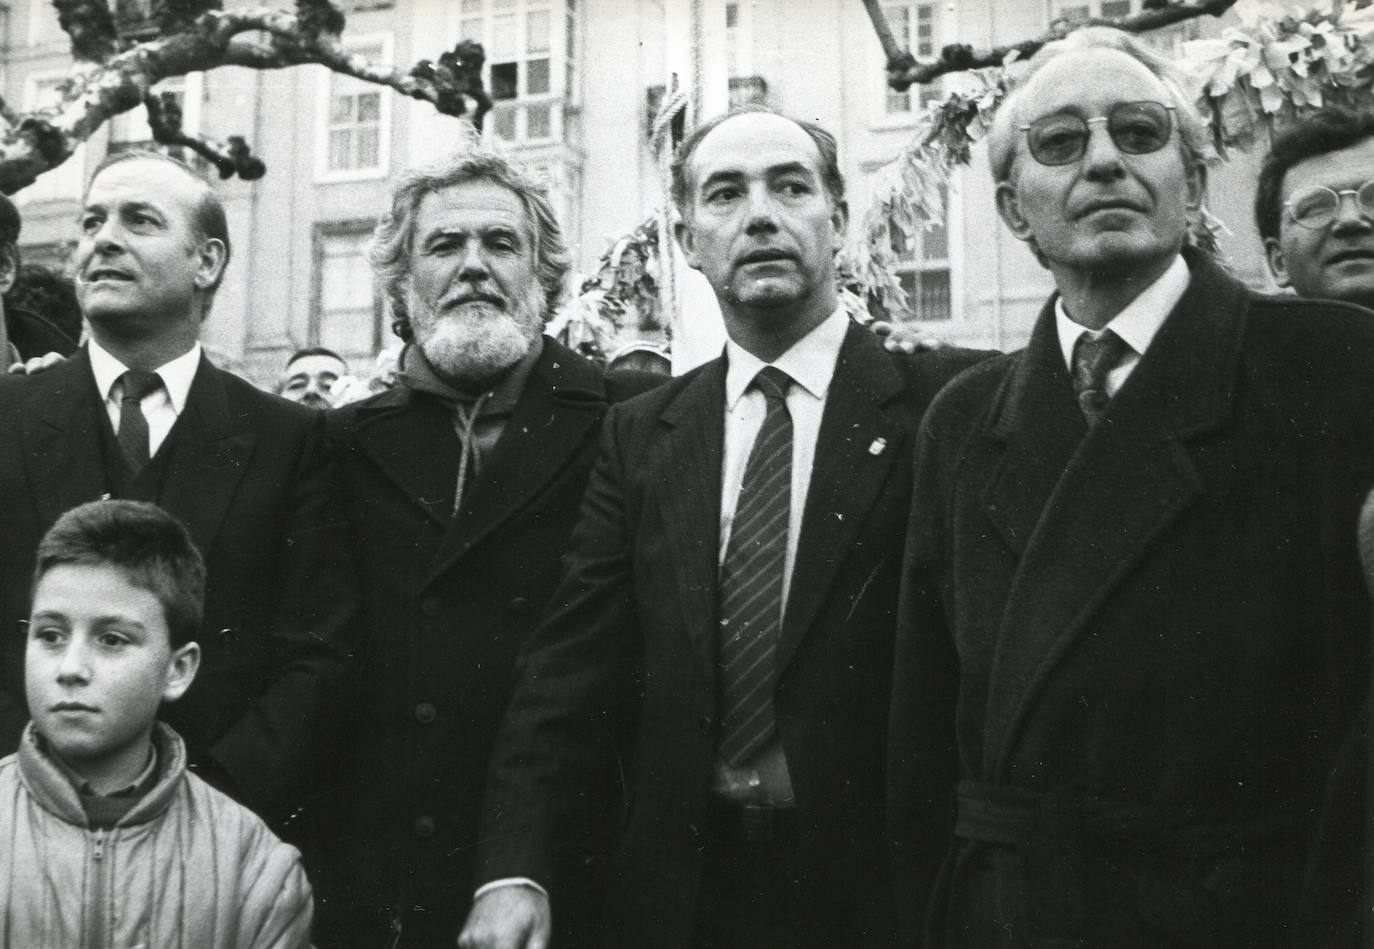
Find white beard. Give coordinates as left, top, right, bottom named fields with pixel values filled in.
left=411, top=285, right=545, bottom=388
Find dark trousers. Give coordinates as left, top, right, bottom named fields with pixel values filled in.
left=692, top=834, right=805, bottom=949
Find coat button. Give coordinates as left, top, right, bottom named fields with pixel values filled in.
left=414, top=815, right=436, bottom=838
left=420, top=596, right=442, bottom=617
left=697, top=715, right=713, bottom=735
left=508, top=596, right=531, bottom=615
left=414, top=702, right=437, bottom=724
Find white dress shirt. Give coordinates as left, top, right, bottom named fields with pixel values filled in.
left=88, top=339, right=201, bottom=458
left=1054, top=254, right=1190, bottom=396
left=720, top=306, right=849, bottom=609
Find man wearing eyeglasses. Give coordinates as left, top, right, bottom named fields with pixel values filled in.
left=1257, top=107, right=1374, bottom=311
left=887, top=28, right=1374, bottom=947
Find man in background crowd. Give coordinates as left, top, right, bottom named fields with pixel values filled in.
left=312, top=149, right=658, bottom=948
left=277, top=346, right=350, bottom=408
left=0, top=151, right=355, bottom=832
left=1257, top=106, right=1374, bottom=311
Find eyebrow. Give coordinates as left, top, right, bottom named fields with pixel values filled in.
left=699, top=161, right=817, bottom=190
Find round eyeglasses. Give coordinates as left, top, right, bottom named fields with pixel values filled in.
left=1285, top=180, right=1374, bottom=230
left=1019, top=101, right=1176, bottom=167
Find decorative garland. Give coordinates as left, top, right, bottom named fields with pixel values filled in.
left=564, top=0, right=1374, bottom=349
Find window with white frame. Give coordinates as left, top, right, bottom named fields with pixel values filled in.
left=1054, top=0, right=1134, bottom=22
left=458, top=0, right=567, bottom=144
left=883, top=2, right=941, bottom=117
left=314, top=226, right=382, bottom=359
left=891, top=184, right=951, bottom=322
left=16, top=74, right=85, bottom=204
left=316, top=35, right=392, bottom=180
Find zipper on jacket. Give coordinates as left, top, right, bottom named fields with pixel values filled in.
left=86, top=829, right=108, bottom=949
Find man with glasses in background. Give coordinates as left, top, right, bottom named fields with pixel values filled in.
left=1256, top=106, right=1374, bottom=311
left=887, top=29, right=1374, bottom=946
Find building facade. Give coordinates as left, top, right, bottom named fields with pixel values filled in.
left=1, top=0, right=1268, bottom=385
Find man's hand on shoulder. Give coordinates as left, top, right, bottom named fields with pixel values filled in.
left=457, top=886, right=551, bottom=949
left=870, top=320, right=946, bottom=355
left=7, top=351, right=65, bottom=374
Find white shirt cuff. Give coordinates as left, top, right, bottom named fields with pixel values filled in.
left=474, top=877, right=549, bottom=901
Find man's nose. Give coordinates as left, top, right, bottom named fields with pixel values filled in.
left=459, top=242, right=490, bottom=280
left=1081, top=119, right=1127, bottom=182
left=744, top=185, right=780, bottom=235
left=1331, top=192, right=1374, bottom=234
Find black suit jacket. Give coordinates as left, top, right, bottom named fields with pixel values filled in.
left=889, top=252, right=1374, bottom=947
left=477, top=322, right=987, bottom=948
left=313, top=339, right=659, bottom=949
left=0, top=348, right=355, bottom=820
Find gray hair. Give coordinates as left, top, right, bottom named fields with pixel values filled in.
left=986, top=27, right=1214, bottom=187
left=370, top=150, right=570, bottom=342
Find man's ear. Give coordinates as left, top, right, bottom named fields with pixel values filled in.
left=0, top=243, right=18, bottom=295
left=1263, top=236, right=1292, bottom=289
left=192, top=238, right=227, bottom=292
left=162, top=642, right=201, bottom=703
left=995, top=181, right=1034, bottom=243
left=830, top=199, right=849, bottom=253
left=674, top=217, right=702, bottom=272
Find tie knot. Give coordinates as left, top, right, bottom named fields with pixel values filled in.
left=752, top=366, right=792, bottom=402
left=1071, top=329, right=1129, bottom=395
left=118, top=370, right=163, bottom=403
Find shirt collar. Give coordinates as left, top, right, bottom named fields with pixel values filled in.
left=1055, top=254, right=1190, bottom=369
left=88, top=338, right=202, bottom=416
left=39, top=731, right=159, bottom=798
left=725, top=307, right=849, bottom=410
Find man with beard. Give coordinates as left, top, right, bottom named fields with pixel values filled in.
left=312, top=150, right=659, bottom=948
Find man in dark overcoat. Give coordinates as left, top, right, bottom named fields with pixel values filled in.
left=888, top=28, right=1374, bottom=947
left=459, top=108, right=987, bottom=949
left=311, top=150, right=658, bottom=948
left=0, top=151, right=354, bottom=823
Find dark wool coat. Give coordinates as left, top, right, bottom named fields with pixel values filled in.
left=0, top=349, right=356, bottom=821
left=476, top=323, right=988, bottom=949
left=888, top=252, right=1374, bottom=948
left=311, top=339, right=658, bottom=949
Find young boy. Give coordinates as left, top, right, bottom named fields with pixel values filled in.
left=0, top=499, right=313, bottom=948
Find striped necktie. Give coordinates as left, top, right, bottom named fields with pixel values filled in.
left=717, top=365, right=792, bottom=766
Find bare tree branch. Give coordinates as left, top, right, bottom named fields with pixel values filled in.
left=868, top=0, right=1241, bottom=91
left=0, top=4, right=487, bottom=194
left=144, top=90, right=266, bottom=180
left=51, top=0, right=119, bottom=63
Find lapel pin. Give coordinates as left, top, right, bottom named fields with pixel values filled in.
left=868, top=437, right=887, bottom=457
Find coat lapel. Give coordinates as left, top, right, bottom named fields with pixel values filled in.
left=159, top=357, right=256, bottom=558
left=21, top=350, right=108, bottom=523
left=777, top=323, right=907, bottom=672
left=351, top=385, right=460, bottom=529
left=655, top=360, right=728, bottom=670
left=982, top=255, right=1248, bottom=776
left=427, top=341, right=607, bottom=583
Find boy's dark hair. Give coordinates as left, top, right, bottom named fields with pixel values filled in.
left=33, top=500, right=205, bottom=649
left=1255, top=106, right=1374, bottom=241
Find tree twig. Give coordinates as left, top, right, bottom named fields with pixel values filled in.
left=882, top=0, right=1241, bottom=91
left=144, top=91, right=266, bottom=179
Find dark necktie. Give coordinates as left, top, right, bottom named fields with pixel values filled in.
left=1071, top=329, right=1129, bottom=426
left=115, top=370, right=164, bottom=471
left=717, top=366, right=792, bottom=767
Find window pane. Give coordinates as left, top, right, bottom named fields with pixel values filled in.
left=886, top=90, right=910, bottom=114
left=918, top=269, right=951, bottom=321
left=492, top=13, right=517, bottom=58
left=328, top=129, right=352, bottom=170
left=526, top=103, right=551, bottom=138
left=1058, top=4, right=1090, bottom=21
left=493, top=108, right=516, bottom=140
left=491, top=61, right=519, bottom=100
left=357, top=127, right=379, bottom=167
left=725, top=2, right=738, bottom=27
left=330, top=94, right=355, bottom=124
left=460, top=0, right=481, bottom=12
left=493, top=0, right=516, bottom=7
left=526, top=58, right=549, bottom=94
left=356, top=92, right=380, bottom=122
left=886, top=5, right=909, bottom=42
left=527, top=9, right=550, bottom=53
left=1101, top=0, right=1132, bottom=16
